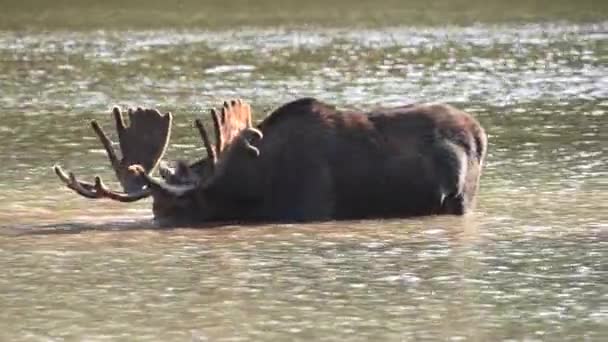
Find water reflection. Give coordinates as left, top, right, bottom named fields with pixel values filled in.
left=0, top=217, right=604, bottom=340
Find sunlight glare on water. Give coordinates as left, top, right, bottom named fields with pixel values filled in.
left=0, top=2, right=606, bottom=340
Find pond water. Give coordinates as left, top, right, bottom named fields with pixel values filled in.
left=0, top=1, right=606, bottom=341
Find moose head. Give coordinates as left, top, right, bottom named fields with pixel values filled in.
left=54, top=99, right=262, bottom=224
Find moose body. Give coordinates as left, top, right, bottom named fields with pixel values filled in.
left=55, top=97, right=487, bottom=226
left=150, top=98, right=487, bottom=223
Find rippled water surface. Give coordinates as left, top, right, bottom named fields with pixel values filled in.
left=0, top=2, right=606, bottom=341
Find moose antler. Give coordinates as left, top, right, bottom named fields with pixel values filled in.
left=128, top=164, right=198, bottom=197
left=53, top=165, right=151, bottom=202
left=130, top=98, right=264, bottom=198
left=218, top=99, right=254, bottom=150
left=195, top=117, right=217, bottom=167
left=54, top=107, right=172, bottom=202
left=195, top=99, right=262, bottom=168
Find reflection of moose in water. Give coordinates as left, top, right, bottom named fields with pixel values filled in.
left=54, top=97, right=487, bottom=226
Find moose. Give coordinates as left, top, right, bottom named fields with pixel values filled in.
left=54, top=97, right=487, bottom=226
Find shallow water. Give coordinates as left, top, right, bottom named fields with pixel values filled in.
left=0, top=2, right=607, bottom=341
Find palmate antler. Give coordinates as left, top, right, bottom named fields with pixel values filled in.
left=54, top=107, right=172, bottom=202
left=139, top=99, right=264, bottom=196
left=54, top=99, right=261, bottom=202
left=194, top=99, right=262, bottom=170
left=200, top=100, right=261, bottom=155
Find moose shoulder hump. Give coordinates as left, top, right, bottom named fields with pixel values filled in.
left=260, top=97, right=339, bottom=129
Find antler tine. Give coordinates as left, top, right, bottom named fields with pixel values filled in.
left=210, top=108, right=224, bottom=154
left=243, top=99, right=254, bottom=128
left=241, top=100, right=263, bottom=140
left=90, top=118, right=121, bottom=173
left=111, top=106, right=127, bottom=133
left=68, top=173, right=100, bottom=199
left=222, top=101, right=231, bottom=123
left=54, top=165, right=99, bottom=199
left=93, top=176, right=151, bottom=202
left=195, top=118, right=217, bottom=167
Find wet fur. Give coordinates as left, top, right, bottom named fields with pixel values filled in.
left=153, top=97, right=487, bottom=224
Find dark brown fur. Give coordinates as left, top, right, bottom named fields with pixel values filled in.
left=152, top=97, right=487, bottom=224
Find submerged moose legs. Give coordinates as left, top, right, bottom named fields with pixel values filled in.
left=54, top=107, right=173, bottom=202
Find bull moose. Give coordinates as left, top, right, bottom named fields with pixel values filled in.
left=54, top=97, right=487, bottom=226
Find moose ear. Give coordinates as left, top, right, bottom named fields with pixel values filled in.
left=245, top=127, right=264, bottom=140
left=245, top=141, right=260, bottom=157
left=237, top=135, right=260, bottom=157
